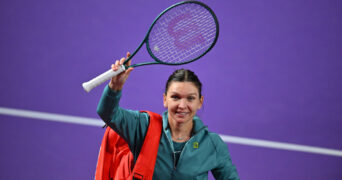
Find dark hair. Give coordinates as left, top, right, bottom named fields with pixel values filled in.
left=165, top=69, right=202, bottom=97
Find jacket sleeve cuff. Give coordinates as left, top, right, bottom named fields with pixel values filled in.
left=104, top=84, right=122, bottom=98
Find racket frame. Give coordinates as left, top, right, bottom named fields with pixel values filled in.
left=124, top=1, right=220, bottom=68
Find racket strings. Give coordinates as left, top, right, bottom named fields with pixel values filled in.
left=148, top=3, right=217, bottom=64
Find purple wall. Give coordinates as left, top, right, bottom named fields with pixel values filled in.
left=1, top=0, right=342, bottom=179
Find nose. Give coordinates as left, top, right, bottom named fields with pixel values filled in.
left=178, top=98, right=187, bottom=109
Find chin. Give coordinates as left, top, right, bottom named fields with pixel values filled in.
left=172, top=115, right=192, bottom=124
left=175, top=118, right=187, bottom=124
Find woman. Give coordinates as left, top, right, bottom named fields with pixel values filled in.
left=97, top=52, right=240, bottom=180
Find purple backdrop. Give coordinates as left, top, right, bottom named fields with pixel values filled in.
left=1, top=0, right=342, bottom=179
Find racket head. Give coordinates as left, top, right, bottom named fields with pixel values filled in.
left=145, top=1, right=219, bottom=65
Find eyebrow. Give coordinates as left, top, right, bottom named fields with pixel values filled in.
left=170, top=92, right=198, bottom=96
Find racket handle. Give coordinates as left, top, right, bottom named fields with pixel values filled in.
left=82, top=65, right=126, bottom=92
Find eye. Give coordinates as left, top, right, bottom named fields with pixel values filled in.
left=187, top=96, right=195, bottom=101
left=171, top=95, right=180, bottom=100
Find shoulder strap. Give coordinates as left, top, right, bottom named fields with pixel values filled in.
left=130, top=111, right=163, bottom=180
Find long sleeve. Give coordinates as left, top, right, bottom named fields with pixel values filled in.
left=96, top=85, right=150, bottom=157
left=211, top=134, right=240, bottom=180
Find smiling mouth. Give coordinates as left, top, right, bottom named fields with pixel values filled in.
left=176, top=112, right=189, bottom=116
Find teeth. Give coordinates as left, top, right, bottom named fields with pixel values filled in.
left=176, top=112, right=187, bottom=115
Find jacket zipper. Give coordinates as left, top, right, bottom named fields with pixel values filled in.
left=173, top=126, right=207, bottom=170
left=163, top=129, right=177, bottom=170
left=178, top=126, right=206, bottom=168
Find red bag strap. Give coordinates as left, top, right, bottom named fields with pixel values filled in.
left=130, top=111, right=162, bottom=180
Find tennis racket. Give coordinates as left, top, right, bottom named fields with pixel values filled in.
left=82, top=1, right=219, bottom=92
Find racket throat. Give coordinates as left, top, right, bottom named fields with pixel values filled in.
left=130, top=61, right=160, bottom=68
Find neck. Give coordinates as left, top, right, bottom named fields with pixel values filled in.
left=169, top=120, right=193, bottom=142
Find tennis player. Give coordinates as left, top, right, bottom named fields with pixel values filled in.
left=97, top=52, right=240, bottom=180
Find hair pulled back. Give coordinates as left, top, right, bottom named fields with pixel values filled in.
left=165, top=69, right=202, bottom=97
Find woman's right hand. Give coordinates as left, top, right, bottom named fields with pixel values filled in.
left=108, top=52, right=134, bottom=91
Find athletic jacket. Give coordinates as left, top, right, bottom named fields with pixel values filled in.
left=97, top=85, right=240, bottom=180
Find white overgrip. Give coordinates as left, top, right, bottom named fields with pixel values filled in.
left=82, top=65, right=126, bottom=92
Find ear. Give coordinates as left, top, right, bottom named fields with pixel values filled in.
left=198, top=95, right=204, bottom=109
left=163, top=93, right=167, bottom=108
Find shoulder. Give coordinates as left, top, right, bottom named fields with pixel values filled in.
left=207, top=131, right=230, bottom=155
left=207, top=131, right=225, bottom=146
left=141, top=111, right=161, bottom=119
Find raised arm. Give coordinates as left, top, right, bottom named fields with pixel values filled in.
left=96, top=52, right=149, bottom=156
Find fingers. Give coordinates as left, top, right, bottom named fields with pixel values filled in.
left=126, top=52, right=132, bottom=66
left=119, top=57, right=125, bottom=64
left=125, top=52, right=133, bottom=74
left=111, top=60, right=120, bottom=71
left=111, top=57, right=124, bottom=71
left=126, top=67, right=134, bottom=74
left=111, top=52, right=132, bottom=71
left=118, top=52, right=131, bottom=66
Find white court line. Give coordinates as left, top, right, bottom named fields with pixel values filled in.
left=1, top=106, right=342, bottom=157
left=0, top=107, right=104, bottom=127
left=220, top=135, right=342, bottom=157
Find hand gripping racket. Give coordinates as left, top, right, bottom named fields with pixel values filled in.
left=82, top=1, right=219, bottom=92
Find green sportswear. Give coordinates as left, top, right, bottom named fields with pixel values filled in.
left=97, top=85, right=240, bottom=180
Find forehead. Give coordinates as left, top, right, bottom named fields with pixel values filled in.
left=167, top=82, right=199, bottom=95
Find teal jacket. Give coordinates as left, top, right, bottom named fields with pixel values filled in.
left=97, top=85, right=240, bottom=180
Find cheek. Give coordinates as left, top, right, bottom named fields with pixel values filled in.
left=191, top=103, right=202, bottom=111
left=166, top=101, right=179, bottom=111
left=190, top=106, right=198, bottom=112
left=164, top=99, right=173, bottom=109
left=168, top=102, right=176, bottom=109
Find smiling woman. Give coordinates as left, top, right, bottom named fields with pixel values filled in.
left=96, top=53, right=240, bottom=180
left=163, top=70, right=204, bottom=142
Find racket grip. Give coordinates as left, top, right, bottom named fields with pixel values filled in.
left=82, top=65, right=126, bottom=92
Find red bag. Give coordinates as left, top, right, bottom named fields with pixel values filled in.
left=95, top=111, right=162, bottom=180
